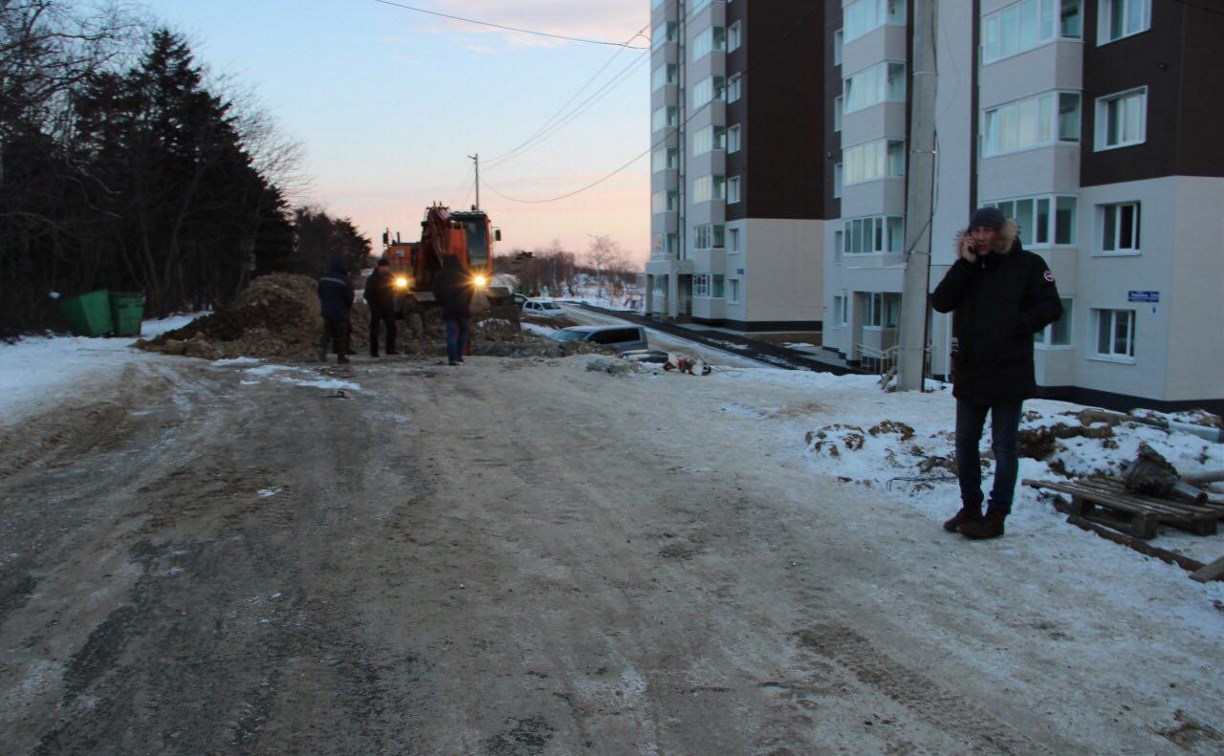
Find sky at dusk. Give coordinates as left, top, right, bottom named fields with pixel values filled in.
left=138, top=0, right=652, bottom=266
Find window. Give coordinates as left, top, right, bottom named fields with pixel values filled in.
left=729, top=278, right=740, bottom=303
left=651, top=64, right=677, bottom=92
left=843, top=139, right=905, bottom=185
left=844, top=61, right=906, bottom=114
left=833, top=231, right=844, bottom=262
left=651, top=191, right=678, bottom=214
left=845, top=0, right=907, bottom=42
left=727, top=124, right=742, bottom=153
left=691, top=76, right=725, bottom=110
left=691, top=26, right=726, bottom=62
left=844, top=216, right=904, bottom=254
left=691, top=125, right=725, bottom=156
left=1098, top=0, right=1149, bottom=44
left=1093, top=308, right=1135, bottom=359
left=651, top=148, right=678, bottom=173
left=833, top=163, right=843, bottom=198
left=1095, top=87, right=1146, bottom=150
left=833, top=295, right=847, bottom=326
left=693, top=224, right=725, bottom=250
left=694, top=274, right=709, bottom=297
left=728, top=176, right=741, bottom=204
left=833, top=29, right=844, bottom=65
left=728, top=22, right=742, bottom=52
left=652, top=22, right=677, bottom=50
left=692, top=175, right=725, bottom=203
left=728, top=227, right=741, bottom=253
left=712, top=275, right=724, bottom=298
left=833, top=95, right=844, bottom=131
left=1099, top=202, right=1140, bottom=253
left=1035, top=298, right=1073, bottom=346
left=867, top=293, right=901, bottom=327
left=982, top=0, right=1082, bottom=64
left=727, top=74, right=742, bottom=103
left=983, top=91, right=1081, bottom=156
left=652, top=106, right=677, bottom=133
left=984, top=195, right=1077, bottom=246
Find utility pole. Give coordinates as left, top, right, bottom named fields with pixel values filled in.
left=897, top=0, right=938, bottom=392
left=468, top=153, right=481, bottom=210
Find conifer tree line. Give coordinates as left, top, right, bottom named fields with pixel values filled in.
left=0, top=1, right=369, bottom=338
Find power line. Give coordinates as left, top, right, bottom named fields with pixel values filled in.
left=484, top=1, right=825, bottom=205
left=369, top=0, right=651, bottom=48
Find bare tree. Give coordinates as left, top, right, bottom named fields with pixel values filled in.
left=585, top=234, right=623, bottom=300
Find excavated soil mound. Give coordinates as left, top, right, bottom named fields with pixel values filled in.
left=137, top=272, right=571, bottom=361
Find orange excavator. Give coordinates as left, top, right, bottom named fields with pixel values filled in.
left=380, top=204, right=513, bottom=320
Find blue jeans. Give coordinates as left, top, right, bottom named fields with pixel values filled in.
left=954, top=399, right=1022, bottom=514
left=444, top=318, right=470, bottom=364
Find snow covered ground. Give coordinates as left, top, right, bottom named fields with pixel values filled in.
left=3, top=313, right=1223, bottom=716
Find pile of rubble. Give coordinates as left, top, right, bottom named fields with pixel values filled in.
left=137, top=272, right=613, bottom=362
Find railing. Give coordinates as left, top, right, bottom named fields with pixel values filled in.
left=857, top=343, right=934, bottom=384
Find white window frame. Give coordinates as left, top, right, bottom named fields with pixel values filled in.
left=691, top=26, right=726, bottom=62
left=728, top=21, right=742, bottom=52
left=843, top=215, right=904, bottom=254
left=982, top=0, right=1083, bottom=65
left=866, top=292, right=901, bottom=328
left=833, top=95, right=844, bottom=132
left=844, top=0, right=907, bottom=43
left=727, top=73, right=742, bottom=103
left=1094, top=87, right=1146, bottom=151
left=833, top=29, right=844, bottom=66
left=727, top=175, right=741, bottom=204
left=1092, top=308, right=1136, bottom=361
left=728, top=278, right=740, bottom=304
left=983, top=194, right=1078, bottom=247
left=1097, top=201, right=1141, bottom=254
left=727, top=124, right=742, bottom=153
left=691, top=75, right=725, bottom=110
left=842, top=139, right=905, bottom=185
left=833, top=163, right=843, bottom=198
left=1097, top=0, right=1150, bottom=45
left=982, top=90, right=1081, bottom=157
left=843, top=61, right=906, bottom=114
left=728, top=227, right=741, bottom=254
left=1035, top=298, right=1074, bottom=348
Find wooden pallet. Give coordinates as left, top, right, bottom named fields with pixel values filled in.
left=1023, top=477, right=1224, bottom=539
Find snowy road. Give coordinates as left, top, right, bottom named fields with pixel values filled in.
left=1, top=344, right=1220, bottom=753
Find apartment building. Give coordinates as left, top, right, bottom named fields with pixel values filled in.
left=646, top=0, right=827, bottom=330
left=651, top=0, right=1223, bottom=413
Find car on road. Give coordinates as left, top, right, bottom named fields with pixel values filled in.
left=522, top=299, right=567, bottom=317
left=546, top=324, right=649, bottom=353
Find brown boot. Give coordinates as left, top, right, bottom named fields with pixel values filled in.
left=958, top=508, right=1006, bottom=540
left=943, top=503, right=982, bottom=532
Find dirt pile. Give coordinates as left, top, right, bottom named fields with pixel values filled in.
left=138, top=272, right=559, bottom=361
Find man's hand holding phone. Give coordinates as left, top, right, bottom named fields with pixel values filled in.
left=958, top=233, right=978, bottom=263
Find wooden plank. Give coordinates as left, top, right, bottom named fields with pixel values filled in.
left=1024, top=478, right=1220, bottom=536
left=1190, top=556, right=1224, bottom=583
left=1064, top=513, right=1207, bottom=574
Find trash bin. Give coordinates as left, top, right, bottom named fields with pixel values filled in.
left=109, top=291, right=146, bottom=337
left=59, top=289, right=114, bottom=337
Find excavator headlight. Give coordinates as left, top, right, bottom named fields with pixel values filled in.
left=394, top=276, right=409, bottom=290
left=472, top=274, right=488, bottom=288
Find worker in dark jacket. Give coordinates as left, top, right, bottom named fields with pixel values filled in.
left=363, top=258, right=398, bottom=357
left=316, top=255, right=356, bottom=364
left=931, top=207, right=1063, bottom=539
left=432, top=253, right=473, bottom=366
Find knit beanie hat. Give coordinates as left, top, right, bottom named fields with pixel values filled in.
left=969, top=207, right=1005, bottom=230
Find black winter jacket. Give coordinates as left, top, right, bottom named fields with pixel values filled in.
left=431, top=254, right=473, bottom=320
left=931, top=235, right=1062, bottom=404
left=364, top=266, right=397, bottom=315
left=318, top=256, right=355, bottom=320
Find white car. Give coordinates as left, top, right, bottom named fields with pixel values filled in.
left=522, top=299, right=566, bottom=317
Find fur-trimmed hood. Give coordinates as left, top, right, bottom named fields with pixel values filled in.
left=956, top=217, right=1019, bottom=255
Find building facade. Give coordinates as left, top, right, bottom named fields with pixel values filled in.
left=650, top=0, right=1223, bottom=413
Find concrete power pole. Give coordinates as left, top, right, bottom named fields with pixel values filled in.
left=468, top=153, right=481, bottom=210
left=897, top=0, right=938, bottom=392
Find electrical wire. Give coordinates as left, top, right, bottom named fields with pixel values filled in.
left=369, top=0, right=650, bottom=48
left=484, top=0, right=826, bottom=205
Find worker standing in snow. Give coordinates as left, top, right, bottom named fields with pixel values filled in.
left=931, top=207, right=1063, bottom=540
left=316, top=255, right=356, bottom=365
left=364, top=258, right=398, bottom=358
left=432, top=253, right=473, bottom=366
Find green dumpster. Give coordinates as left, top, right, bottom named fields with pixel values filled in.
left=109, top=291, right=146, bottom=337
left=59, top=289, right=114, bottom=337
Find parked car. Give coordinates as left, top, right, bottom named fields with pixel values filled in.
left=546, top=324, right=649, bottom=353
left=511, top=293, right=530, bottom=308
left=522, top=299, right=567, bottom=317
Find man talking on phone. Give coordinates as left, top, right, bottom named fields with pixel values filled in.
left=931, top=207, right=1063, bottom=539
